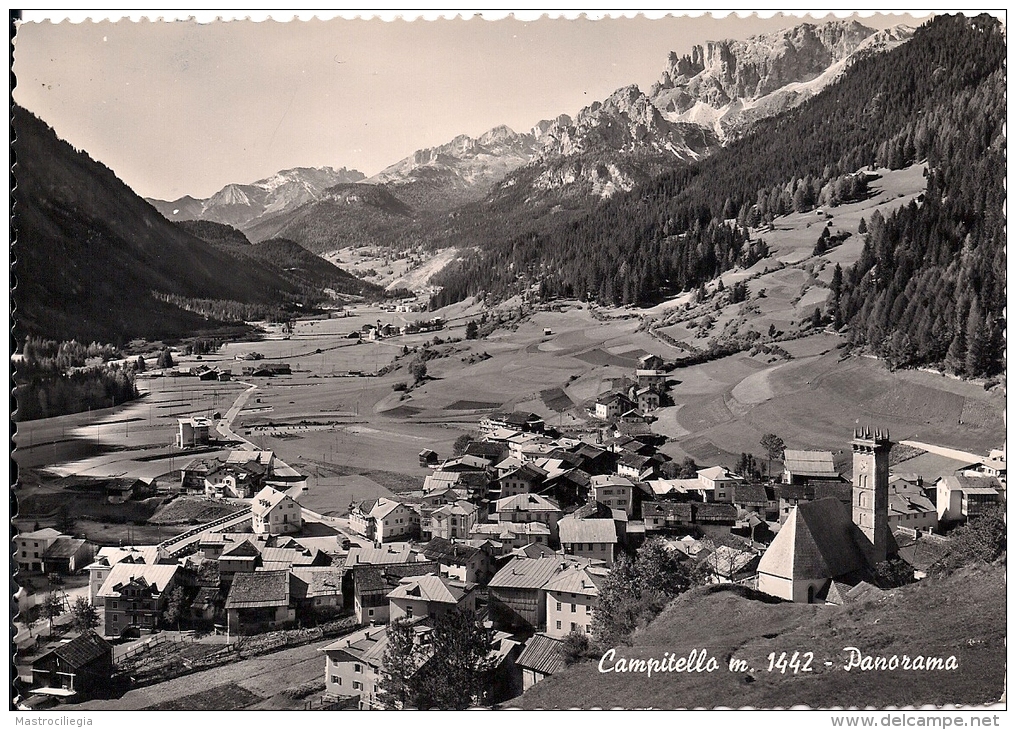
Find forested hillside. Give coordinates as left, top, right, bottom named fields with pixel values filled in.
left=429, top=15, right=1005, bottom=376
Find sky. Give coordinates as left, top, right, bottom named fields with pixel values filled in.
left=14, top=10, right=935, bottom=201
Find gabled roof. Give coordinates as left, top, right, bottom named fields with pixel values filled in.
left=97, top=563, right=179, bottom=598
left=432, top=500, right=478, bottom=518
left=495, top=492, right=561, bottom=513
left=733, top=483, right=769, bottom=505
left=642, top=502, right=693, bottom=521
left=498, top=463, right=549, bottom=482
left=35, top=631, right=112, bottom=670
left=225, top=570, right=291, bottom=609
left=387, top=573, right=472, bottom=604
left=220, top=537, right=263, bottom=558
left=251, top=486, right=291, bottom=516
left=757, top=498, right=875, bottom=581
left=646, top=478, right=702, bottom=496
left=698, top=466, right=741, bottom=481
left=90, top=545, right=161, bottom=569
left=471, top=521, right=551, bottom=539
left=421, top=537, right=483, bottom=565
left=42, top=537, right=88, bottom=559
left=227, top=449, right=274, bottom=466
left=596, top=391, right=635, bottom=407
left=543, top=565, right=607, bottom=596
left=291, top=567, right=344, bottom=598
left=18, top=528, right=62, bottom=540
left=589, top=474, right=634, bottom=489
left=516, top=633, right=566, bottom=676
left=352, top=496, right=405, bottom=521
left=345, top=543, right=423, bottom=567
left=558, top=516, right=617, bottom=544
left=936, top=475, right=1003, bottom=495
left=321, top=625, right=401, bottom=667
left=509, top=543, right=559, bottom=559
left=783, top=450, right=839, bottom=478
left=439, top=454, right=491, bottom=472
left=489, top=555, right=585, bottom=590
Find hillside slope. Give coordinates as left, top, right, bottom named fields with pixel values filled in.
left=507, top=564, right=1005, bottom=709
left=11, top=106, right=305, bottom=343
left=176, top=220, right=381, bottom=298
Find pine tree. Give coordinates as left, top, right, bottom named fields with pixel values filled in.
left=379, top=617, right=421, bottom=709
left=964, top=303, right=986, bottom=377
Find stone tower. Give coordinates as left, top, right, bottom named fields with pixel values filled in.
left=851, top=426, right=892, bottom=563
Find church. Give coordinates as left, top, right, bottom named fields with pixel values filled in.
left=756, top=428, right=899, bottom=603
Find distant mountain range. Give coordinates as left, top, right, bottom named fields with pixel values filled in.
left=144, top=19, right=911, bottom=253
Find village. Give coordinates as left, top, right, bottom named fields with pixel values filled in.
left=13, top=346, right=1006, bottom=710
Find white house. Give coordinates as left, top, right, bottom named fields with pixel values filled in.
left=251, top=486, right=303, bottom=535
left=589, top=474, right=636, bottom=517
left=349, top=498, right=414, bottom=544
left=544, top=564, right=608, bottom=639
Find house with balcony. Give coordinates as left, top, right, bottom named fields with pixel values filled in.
left=387, top=573, right=475, bottom=622
left=349, top=497, right=415, bottom=544
left=97, top=563, right=180, bottom=639
left=430, top=500, right=480, bottom=540
left=225, top=569, right=297, bottom=634
left=29, top=631, right=114, bottom=702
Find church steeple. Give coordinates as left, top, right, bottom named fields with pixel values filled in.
left=851, top=426, right=892, bottom=563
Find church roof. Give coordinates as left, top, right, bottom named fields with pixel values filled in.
left=757, top=498, right=875, bottom=581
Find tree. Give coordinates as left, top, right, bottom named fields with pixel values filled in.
left=163, top=586, right=186, bottom=632
left=735, top=452, right=761, bottom=480
left=811, top=307, right=823, bottom=328
left=858, top=216, right=868, bottom=234
left=55, top=504, right=75, bottom=535
left=593, top=538, right=691, bottom=647
left=41, top=592, right=65, bottom=633
left=156, top=349, right=174, bottom=369
left=409, top=360, right=428, bottom=384
left=413, top=609, right=494, bottom=709
left=465, top=320, right=478, bottom=340
left=931, top=505, right=1006, bottom=575
left=135, top=355, right=145, bottom=372
left=70, top=596, right=99, bottom=633
left=379, top=617, right=421, bottom=709
left=453, top=434, right=475, bottom=456
left=759, top=433, right=785, bottom=480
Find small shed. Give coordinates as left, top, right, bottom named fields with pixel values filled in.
left=419, top=449, right=439, bottom=467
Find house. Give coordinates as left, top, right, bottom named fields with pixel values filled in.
left=558, top=515, right=618, bottom=567
left=517, top=633, right=567, bottom=692
left=642, top=502, right=693, bottom=533
left=41, top=537, right=94, bottom=575
left=697, top=466, right=744, bottom=503
left=349, top=497, right=414, bottom=543
left=886, top=478, right=938, bottom=532
left=97, top=563, right=180, bottom=638
left=544, top=564, right=608, bottom=639
left=590, top=474, right=635, bottom=516
left=616, top=450, right=659, bottom=481
left=204, top=461, right=268, bottom=499
left=634, top=387, right=660, bottom=414
left=420, top=538, right=490, bottom=583
left=935, top=475, right=1002, bottom=525
left=732, top=483, right=770, bottom=515
left=419, top=449, right=439, bottom=467
left=419, top=486, right=468, bottom=540
left=177, top=417, right=212, bottom=447
left=481, top=411, right=546, bottom=434
left=776, top=481, right=853, bottom=523
left=782, top=450, right=843, bottom=485
left=463, top=441, right=509, bottom=462
left=85, top=546, right=161, bottom=603
left=15, top=528, right=63, bottom=573
left=438, top=454, right=492, bottom=473
left=430, top=500, right=480, bottom=540
left=225, top=570, right=296, bottom=634
left=321, top=622, right=435, bottom=710
left=226, top=449, right=275, bottom=470
left=291, top=566, right=344, bottom=615
left=387, top=573, right=475, bottom=621
left=634, top=369, right=667, bottom=391
left=491, top=463, right=549, bottom=500
left=702, top=546, right=762, bottom=584
left=645, top=478, right=710, bottom=502
left=493, top=492, right=563, bottom=542
left=595, top=392, right=636, bottom=420
left=352, top=563, right=435, bottom=625
left=180, top=458, right=224, bottom=494
left=475, top=521, right=552, bottom=550
left=251, top=486, right=303, bottom=535
left=104, top=477, right=148, bottom=504
left=638, top=353, right=664, bottom=371
left=488, top=555, right=587, bottom=632
left=29, top=631, right=115, bottom=702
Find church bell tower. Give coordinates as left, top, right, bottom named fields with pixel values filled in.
left=851, top=426, right=892, bottom=563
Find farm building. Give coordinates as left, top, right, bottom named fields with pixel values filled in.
left=30, top=631, right=115, bottom=702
